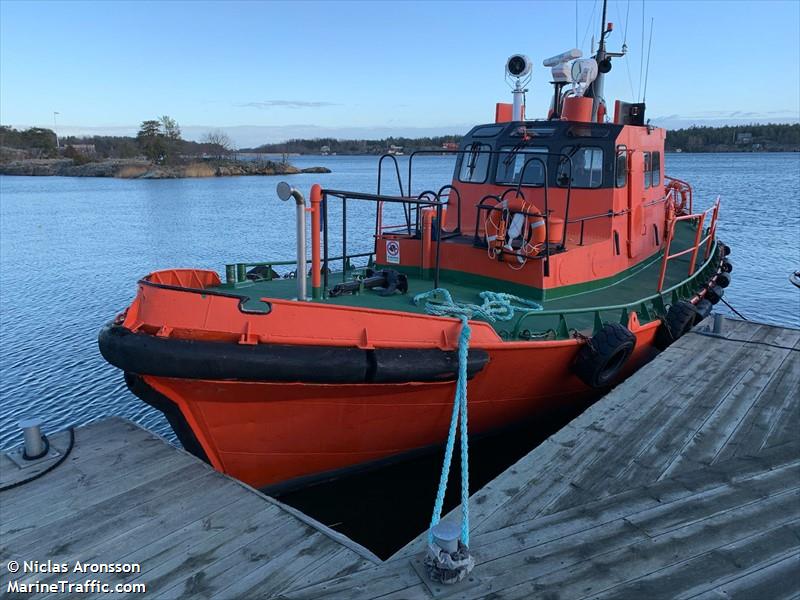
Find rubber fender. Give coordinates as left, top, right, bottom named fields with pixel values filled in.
left=721, top=259, right=733, bottom=273
left=693, top=299, right=713, bottom=324
left=715, top=271, right=731, bottom=288
left=655, top=300, right=697, bottom=350
left=573, top=323, right=636, bottom=389
left=720, top=243, right=731, bottom=256
left=705, top=283, right=724, bottom=304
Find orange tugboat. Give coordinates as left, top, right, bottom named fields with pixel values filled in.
left=99, top=34, right=732, bottom=492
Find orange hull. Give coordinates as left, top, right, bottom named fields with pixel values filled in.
left=128, top=324, right=658, bottom=490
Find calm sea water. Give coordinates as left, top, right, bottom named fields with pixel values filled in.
left=1, top=153, right=799, bottom=449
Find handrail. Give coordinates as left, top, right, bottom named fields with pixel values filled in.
left=376, top=154, right=408, bottom=235
left=512, top=237, right=720, bottom=340
left=321, top=188, right=447, bottom=290
left=656, top=197, right=720, bottom=292
left=225, top=252, right=375, bottom=285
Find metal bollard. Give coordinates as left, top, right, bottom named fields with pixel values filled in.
left=431, top=520, right=460, bottom=554
left=713, top=312, right=724, bottom=335
left=18, top=418, right=45, bottom=460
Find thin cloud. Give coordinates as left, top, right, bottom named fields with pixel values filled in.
left=237, top=100, right=341, bottom=109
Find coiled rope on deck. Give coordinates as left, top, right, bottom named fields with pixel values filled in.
left=412, top=288, right=543, bottom=550
left=413, top=289, right=542, bottom=323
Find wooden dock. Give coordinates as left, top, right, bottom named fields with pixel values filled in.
left=1, top=316, right=798, bottom=598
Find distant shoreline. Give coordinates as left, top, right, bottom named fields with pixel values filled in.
left=0, top=158, right=331, bottom=179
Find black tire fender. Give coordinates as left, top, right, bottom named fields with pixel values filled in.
left=693, top=298, right=714, bottom=324
left=705, top=283, right=724, bottom=304
left=655, top=300, right=697, bottom=350
left=573, top=323, right=636, bottom=389
left=721, top=259, right=733, bottom=273
left=715, top=271, right=731, bottom=288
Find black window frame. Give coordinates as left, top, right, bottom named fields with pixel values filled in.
left=457, top=142, right=492, bottom=184
left=615, top=145, right=628, bottom=188
left=556, top=145, right=605, bottom=189
left=651, top=151, right=661, bottom=187
left=643, top=151, right=652, bottom=189
left=494, top=145, right=549, bottom=186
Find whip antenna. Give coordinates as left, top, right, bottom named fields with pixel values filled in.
left=643, top=17, right=654, bottom=103
left=638, top=0, right=645, bottom=101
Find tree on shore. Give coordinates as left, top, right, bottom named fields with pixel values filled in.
left=201, top=130, right=233, bottom=159
left=137, top=120, right=165, bottom=163
left=0, top=126, right=58, bottom=158
left=160, top=116, right=181, bottom=141
left=136, top=116, right=183, bottom=164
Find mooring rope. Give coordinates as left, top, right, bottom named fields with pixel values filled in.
left=413, top=288, right=543, bottom=548
left=424, top=312, right=471, bottom=546
left=719, top=296, right=749, bottom=321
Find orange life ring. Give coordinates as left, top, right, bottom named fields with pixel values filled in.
left=667, top=181, right=688, bottom=214
left=485, top=195, right=546, bottom=258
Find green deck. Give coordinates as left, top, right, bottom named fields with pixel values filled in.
left=210, top=221, right=720, bottom=340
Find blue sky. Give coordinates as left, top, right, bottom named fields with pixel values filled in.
left=1, top=0, right=798, bottom=145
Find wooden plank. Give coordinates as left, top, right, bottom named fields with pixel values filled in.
left=659, top=333, right=798, bottom=477
left=625, top=473, right=799, bottom=538
left=285, top=548, right=374, bottom=595
left=473, top=449, right=800, bottom=556
left=1, top=424, right=183, bottom=519
left=593, top=322, right=774, bottom=496
left=206, top=530, right=357, bottom=599
left=87, top=496, right=288, bottom=597
left=1, top=449, right=193, bottom=540
left=452, top=483, right=800, bottom=600
left=691, top=551, right=800, bottom=600
left=50, top=489, right=259, bottom=590
left=593, top=522, right=800, bottom=600
left=140, top=515, right=304, bottom=598
left=714, top=351, right=800, bottom=461
left=1, top=464, right=215, bottom=561
left=670, top=439, right=799, bottom=493
left=761, top=354, right=800, bottom=450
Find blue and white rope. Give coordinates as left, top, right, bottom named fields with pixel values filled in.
left=415, top=288, right=542, bottom=548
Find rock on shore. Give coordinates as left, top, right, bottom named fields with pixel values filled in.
left=0, top=159, right=331, bottom=178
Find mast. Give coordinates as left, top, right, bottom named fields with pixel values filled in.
left=591, top=0, right=609, bottom=121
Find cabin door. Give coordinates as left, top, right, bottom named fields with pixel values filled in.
left=627, top=150, right=645, bottom=259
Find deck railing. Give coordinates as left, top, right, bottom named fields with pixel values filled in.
left=656, top=197, right=720, bottom=292
left=224, top=252, right=375, bottom=285
left=321, top=188, right=447, bottom=290
left=511, top=237, right=720, bottom=340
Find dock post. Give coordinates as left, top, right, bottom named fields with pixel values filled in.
left=18, top=418, right=46, bottom=460
left=713, top=312, right=724, bottom=335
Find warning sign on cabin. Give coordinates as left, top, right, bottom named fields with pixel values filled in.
left=386, top=240, right=400, bottom=264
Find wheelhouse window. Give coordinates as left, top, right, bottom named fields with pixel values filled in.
left=495, top=146, right=548, bottom=185
left=615, top=146, right=628, bottom=188
left=651, top=151, right=661, bottom=187
left=557, top=146, right=604, bottom=188
left=471, top=124, right=505, bottom=138
left=458, top=143, right=491, bottom=183
left=643, top=152, right=652, bottom=189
